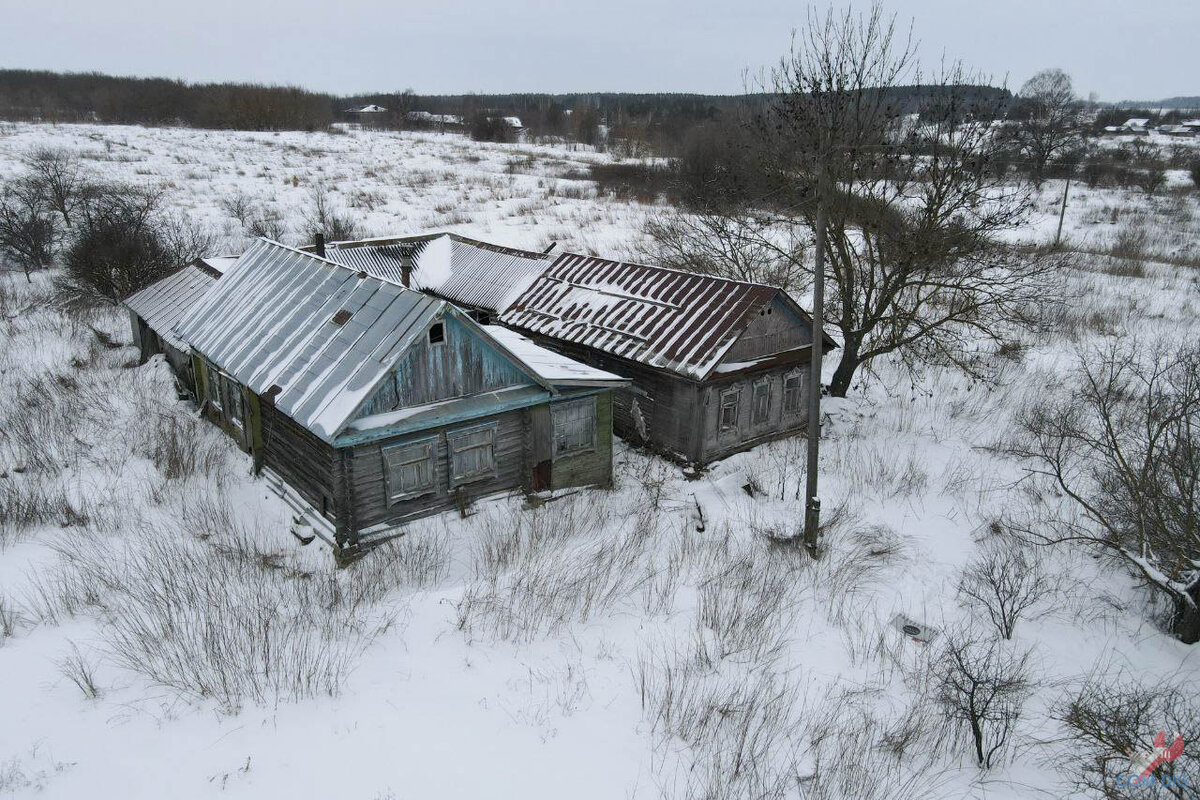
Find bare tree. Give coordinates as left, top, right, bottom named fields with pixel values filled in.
left=1056, top=672, right=1198, bottom=799
left=641, top=210, right=808, bottom=291
left=0, top=177, right=59, bottom=281
left=1013, top=340, right=1200, bottom=643
left=305, top=184, right=361, bottom=243
left=22, top=148, right=87, bottom=226
left=935, top=630, right=1032, bottom=768
left=739, top=4, right=1050, bottom=396
left=1008, top=69, right=1085, bottom=185
left=57, top=183, right=214, bottom=307
left=958, top=542, right=1057, bottom=640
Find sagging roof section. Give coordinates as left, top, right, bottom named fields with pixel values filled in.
left=174, top=239, right=445, bottom=443
left=480, top=324, right=629, bottom=388
left=500, top=252, right=784, bottom=381
left=321, top=232, right=551, bottom=314
left=124, top=263, right=219, bottom=350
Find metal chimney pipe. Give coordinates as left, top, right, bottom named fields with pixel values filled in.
left=314, top=232, right=326, bottom=258
left=400, top=246, right=413, bottom=288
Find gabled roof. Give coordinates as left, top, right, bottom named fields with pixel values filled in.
left=480, top=325, right=629, bottom=388
left=500, top=252, right=813, bottom=381
left=174, top=239, right=447, bottom=442
left=321, top=232, right=552, bottom=314
left=124, top=262, right=219, bottom=350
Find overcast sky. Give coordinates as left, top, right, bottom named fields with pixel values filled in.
left=2, top=0, right=1195, bottom=101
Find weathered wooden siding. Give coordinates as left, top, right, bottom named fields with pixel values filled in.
left=697, top=367, right=808, bottom=463
left=259, top=399, right=342, bottom=522
left=355, top=315, right=533, bottom=419
left=720, top=295, right=811, bottom=363
left=550, top=391, right=615, bottom=489
left=509, top=330, right=703, bottom=461
left=345, top=407, right=529, bottom=530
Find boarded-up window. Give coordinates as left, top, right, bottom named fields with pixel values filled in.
left=383, top=437, right=437, bottom=502
left=784, top=374, right=803, bottom=413
left=448, top=424, right=496, bottom=487
left=552, top=397, right=596, bottom=457
left=719, top=389, right=740, bottom=432
left=752, top=380, right=771, bottom=425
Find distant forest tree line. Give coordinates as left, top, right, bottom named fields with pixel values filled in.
left=1, top=68, right=1010, bottom=151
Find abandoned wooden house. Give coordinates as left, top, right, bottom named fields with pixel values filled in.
left=317, top=233, right=835, bottom=465
left=126, top=239, right=627, bottom=549
left=500, top=253, right=837, bottom=464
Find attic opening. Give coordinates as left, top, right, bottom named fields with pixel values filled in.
left=428, top=322, right=445, bottom=344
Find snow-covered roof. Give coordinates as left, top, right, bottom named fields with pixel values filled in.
left=405, top=111, right=464, bottom=125
left=502, top=116, right=524, bottom=128
left=124, top=263, right=218, bottom=350
left=198, top=255, right=240, bottom=275
left=1123, top=118, right=1151, bottom=128
left=500, top=252, right=797, bottom=381
left=174, top=239, right=445, bottom=443
left=480, top=325, right=629, bottom=388
left=322, top=232, right=552, bottom=314
left=346, top=104, right=387, bottom=113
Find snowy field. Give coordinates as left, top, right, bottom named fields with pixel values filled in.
left=0, top=123, right=1198, bottom=799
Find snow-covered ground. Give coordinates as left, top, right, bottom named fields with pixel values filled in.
left=0, top=123, right=1198, bottom=799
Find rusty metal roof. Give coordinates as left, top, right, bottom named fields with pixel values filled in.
left=124, top=263, right=218, bottom=350
left=174, top=239, right=446, bottom=443
left=322, top=233, right=551, bottom=313
left=500, top=252, right=786, bottom=381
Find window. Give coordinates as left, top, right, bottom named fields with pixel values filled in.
left=784, top=374, right=803, bottom=414
left=383, top=437, right=437, bottom=502
left=448, top=424, right=496, bottom=486
left=206, top=364, right=222, bottom=411
left=428, top=322, right=445, bottom=344
left=226, top=380, right=245, bottom=429
left=752, top=380, right=771, bottom=425
left=552, top=397, right=596, bottom=457
left=719, top=389, right=740, bottom=432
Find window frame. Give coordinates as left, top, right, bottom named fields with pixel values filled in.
left=428, top=321, right=445, bottom=345
left=447, top=423, right=498, bottom=488
left=206, top=363, right=223, bottom=412
left=718, top=389, right=740, bottom=433
left=382, top=435, right=438, bottom=504
left=551, top=396, right=597, bottom=458
left=783, top=373, right=803, bottom=414
left=751, top=379, right=772, bottom=426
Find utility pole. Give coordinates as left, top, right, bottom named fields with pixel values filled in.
left=803, top=169, right=828, bottom=553
left=1054, top=175, right=1071, bottom=248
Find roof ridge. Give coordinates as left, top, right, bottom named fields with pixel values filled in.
left=551, top=250, right=784, bottom=293
left=324, top=231, right=552, bottom=261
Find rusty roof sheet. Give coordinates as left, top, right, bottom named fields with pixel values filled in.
left=124, top=263, right=218, bottom=350
left=322, top=233, right=551, bottom=314
left=500, top=252, right=783, bottom=381
left=173, top=239, right=445, bottom=442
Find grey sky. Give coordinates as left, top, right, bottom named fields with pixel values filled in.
left=2, top=0, right=1195, bottom=101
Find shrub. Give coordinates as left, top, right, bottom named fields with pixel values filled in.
left=57, top=184, right=213, bottom=307
left=935, top=630, right=1032, bottom=768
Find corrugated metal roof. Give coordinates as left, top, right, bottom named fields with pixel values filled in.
left=174, top=239, right=445, bottom=443
left=322, top=233, right=551, bottom=314
left=124, top=263, right=218, bottom=350
left=500, top=252, right=782, bottom=381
